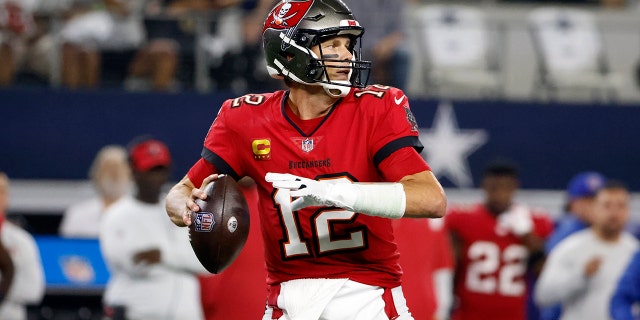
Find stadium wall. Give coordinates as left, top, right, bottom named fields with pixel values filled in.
left=2, top=88, right=639, bottom=220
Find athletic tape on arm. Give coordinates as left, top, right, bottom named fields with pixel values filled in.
left=329, top=183, right=406, bottom=219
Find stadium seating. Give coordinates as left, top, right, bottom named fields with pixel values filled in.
left=409, top=4, right=504, bottom=99
left=528, top=7, right=624, bottom=102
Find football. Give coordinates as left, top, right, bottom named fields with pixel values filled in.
left=189, top=175, right=250, bottom=274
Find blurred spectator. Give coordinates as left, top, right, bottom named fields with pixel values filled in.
left=54, top=0, right=104, bottom=89
left=540, top=171, right=606, bottom=320
left=51, top=0, right=281, bottom=92
left=58, top=0, right=179, bottom=91
left=59, top=144, right=131, bottom=239
left=166, top=0, right=280, bottom=93
left=100, top=137, right=207, bottom=320
left=163, top=0, right=242, bottom=91
left=444, top=161, right=553, bottom=320
left=239, top=0, right=276, bottom=48
left=392, top=218, right=454, bottom=320
left=221, top=0, right=283, bottom=93
left=111, top=0, right=179, bottom=91
left=229, top=0, right=282, bottom=92
left=535, top=181, right=639, bottom=320
left=346, top=0, right=410, bottom=90
left=610, top=248, right=640, bottom=320
left=0, top=172, right=45, bottom=320
left=0, top=0, right=45, bottom=86
left=545, top=171, right=607, bottom=253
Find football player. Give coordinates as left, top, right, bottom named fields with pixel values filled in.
left=165, top=0, right=446, bottom=319
left=444, top=162, right=553, bottom=320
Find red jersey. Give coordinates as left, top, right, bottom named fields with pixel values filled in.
left=445, top=204, right=553, bottom=320
left=190, top=85, right=428, bottom=288
left=393, top=218, right=454, bottom=320
left=198, top=183, right=267, bottom=319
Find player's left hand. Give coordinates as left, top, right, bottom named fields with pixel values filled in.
left=498, top=204, right=533, bottom=236
left=265, top=172, right=354, bottom=211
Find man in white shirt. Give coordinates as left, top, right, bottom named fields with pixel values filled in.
left=60, top=145, right=131, bottom=238
left=535, top=181, right=640, bottom=320
left=0, top=172, right=45, bottom=320
left=100, top=137, right=207, bottom=320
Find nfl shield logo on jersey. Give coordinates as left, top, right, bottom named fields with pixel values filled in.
left=302, top=138, right=314, bottom=153
left=194, top=212, right=215, bottom=232
left=291, top=136, right=322, bottom=153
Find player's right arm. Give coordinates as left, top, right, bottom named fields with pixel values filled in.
left=166, top=172, right=219, bottom=227
left=167, top=96, right=249, bottom=227
left=166, top=174, right=197, bottom=227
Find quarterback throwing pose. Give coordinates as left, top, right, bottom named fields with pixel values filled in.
left=166, top=0, right=446, bottom=319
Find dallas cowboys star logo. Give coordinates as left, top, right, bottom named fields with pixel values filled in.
left=420, top=101, right=488, bottom=188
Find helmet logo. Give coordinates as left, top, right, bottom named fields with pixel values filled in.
left=343, top=20, right=359, bottom=27
left=275, top=3, right=293, bottom=26
left=263, top=0, right=313, bottom=32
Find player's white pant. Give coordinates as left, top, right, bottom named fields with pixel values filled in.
left=262, top=279, right=413, bottom=320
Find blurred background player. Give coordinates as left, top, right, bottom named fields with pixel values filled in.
left=100, top=137, right=207, bottom=320
left=535, top=180, right=639, bottom=320
left=609, top=248, right=640, bottom=320
left=540, top=171, right=606, bottom=320
left=59, top=144, right=131, bottom=238
left=444, top=161, right=553, bottom=320
left=393, top=218, right=454, bottom=320
left=346, top=0, right=409, bottom=90
left=0, top=172, right=45, bottom=320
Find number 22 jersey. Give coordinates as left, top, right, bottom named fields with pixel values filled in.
left=445, top=204, right=553, bottom=320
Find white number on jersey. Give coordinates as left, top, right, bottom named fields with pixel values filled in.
left=272, top=177, right=366, bottom=259
left=466, top=241, right=528, bottom=296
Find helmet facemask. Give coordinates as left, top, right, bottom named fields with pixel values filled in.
left=305, top=34, right=371, bottom=97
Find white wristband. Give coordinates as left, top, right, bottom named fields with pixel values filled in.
left=329, top=183, right=406, bottom=219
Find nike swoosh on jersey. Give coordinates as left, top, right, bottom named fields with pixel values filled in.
left=394, top=95, right=406, bottom=105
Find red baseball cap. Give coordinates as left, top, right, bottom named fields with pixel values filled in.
left=129, top=139, right=171, bottom=172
